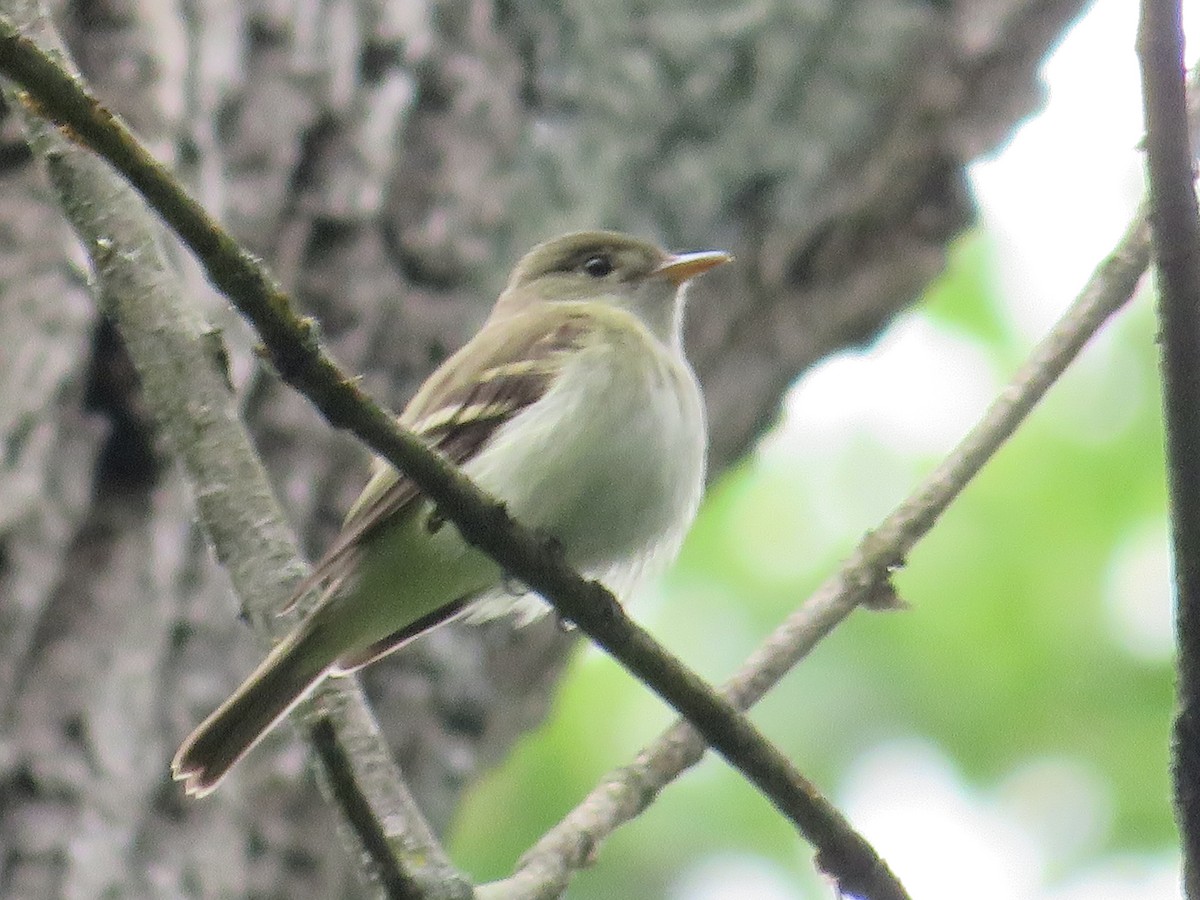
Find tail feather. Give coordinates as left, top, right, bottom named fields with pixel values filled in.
left=172, top=628, right=329, bottom=797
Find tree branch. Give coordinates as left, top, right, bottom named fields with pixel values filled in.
left=482, top=198, right=1153, bottom=900
left=1137, top=2, right=1200, bottom=895
left=0, top=5, right=466, bottom=898
left=0, top=12, right=909, bottom=900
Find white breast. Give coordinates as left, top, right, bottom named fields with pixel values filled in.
left=464, top=313, right=707, bottom=620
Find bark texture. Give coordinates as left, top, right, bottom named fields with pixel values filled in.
left=0, top=0, right=1087, bottom=895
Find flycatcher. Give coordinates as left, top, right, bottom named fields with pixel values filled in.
left=172, top=230, right=731, bottom=796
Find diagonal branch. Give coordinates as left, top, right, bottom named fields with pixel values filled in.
left=0, top=13, right=909, bottom=900
left=1137, top=1, right=1200, bottom=895
left=486, top=59, right=1200, bottom=900
left=0, top=4, right=465, bottom=899
left=483, top=199, right=1153, bottom=900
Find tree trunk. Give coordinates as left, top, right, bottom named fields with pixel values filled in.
left=0, top=0, right=1088, bottom=895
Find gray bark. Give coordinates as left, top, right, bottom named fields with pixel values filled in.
left=0, top=0, right=1088, bottom=895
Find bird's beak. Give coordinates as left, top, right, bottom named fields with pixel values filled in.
left=652, top=250, right=733, bottom=286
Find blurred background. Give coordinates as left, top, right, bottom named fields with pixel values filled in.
left=453, top=2, right=1184, bottom=897
left=2, top=0, right=1190, bottom=896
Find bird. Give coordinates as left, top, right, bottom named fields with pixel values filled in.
left=172, top=230, right=731, bottom=796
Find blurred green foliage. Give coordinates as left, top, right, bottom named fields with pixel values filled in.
left=451, top=233, right=1174, bottom=897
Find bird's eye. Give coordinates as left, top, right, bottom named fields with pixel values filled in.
left=582, top=255, right=613, bottom=278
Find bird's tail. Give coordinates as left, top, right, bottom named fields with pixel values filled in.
left=171, top=625, right=330, bottom=798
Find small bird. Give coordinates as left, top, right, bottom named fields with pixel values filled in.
left=172, top=230, right=731, bottom=796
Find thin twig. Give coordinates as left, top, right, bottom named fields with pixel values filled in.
left=0, top=14, right=909, bottom=900
left=0, top=6, right=464, bottom=898
left=490, top=62, right=1200, bottom=900
left=482, top=205, right=1153, bottom=900
left=1137, top=2, right=1200, bottom=895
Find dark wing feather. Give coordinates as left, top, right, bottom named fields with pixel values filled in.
left=333, top=596, right=472, bottom=672
left=278, top=309, right=591, bottom=617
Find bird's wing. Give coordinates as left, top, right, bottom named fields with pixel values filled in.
left=278, top=307, right=594, bottom=616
